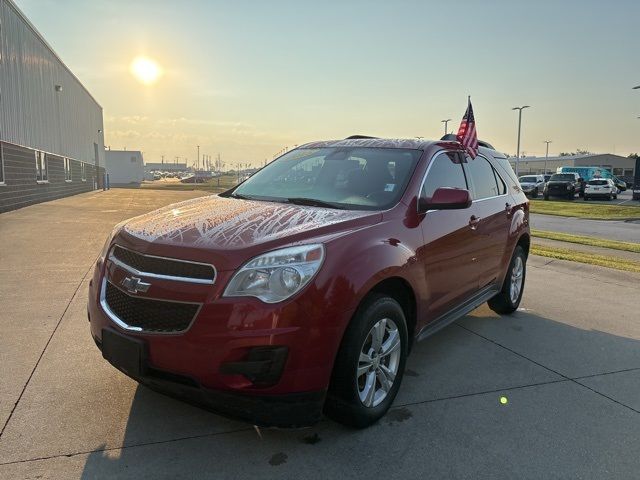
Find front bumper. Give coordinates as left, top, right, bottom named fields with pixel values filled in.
left=87, top=256, right=354, bottom=427
left=93, top=333, right=325, bottom=427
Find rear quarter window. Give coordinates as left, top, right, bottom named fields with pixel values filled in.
left=463, top=155, right=504, bottom=199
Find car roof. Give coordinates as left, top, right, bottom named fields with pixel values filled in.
left=298, top=137, right=504, bottom=157
left=300, top=138, right=440, bottom=150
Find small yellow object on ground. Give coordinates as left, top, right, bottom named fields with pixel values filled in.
left=500, top=396, right=508, bottom=405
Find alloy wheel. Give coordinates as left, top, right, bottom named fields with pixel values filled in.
left=357, top=318, right=401, bottom=408
left=510, top=256, right=524, bottom=304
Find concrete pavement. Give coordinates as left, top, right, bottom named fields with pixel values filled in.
left=1, top=189, right=639, bottom=479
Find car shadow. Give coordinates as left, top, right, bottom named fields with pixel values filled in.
left=79, top=308, right=640, bottom=478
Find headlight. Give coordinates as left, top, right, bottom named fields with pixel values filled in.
left=224, top=244, right=325, bottom=303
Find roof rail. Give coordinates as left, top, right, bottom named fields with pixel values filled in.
left=345, top=135, right=379, bottom=139
left=440, top=134, right=495, bottom=150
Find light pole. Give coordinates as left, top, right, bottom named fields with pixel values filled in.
left=544, top=140, right=552, bottom=174
left=441, top=119, right=452, bottom=136
left=196, top=145, right=200, bottom=170
left=512, top=105, right=530, bottom=176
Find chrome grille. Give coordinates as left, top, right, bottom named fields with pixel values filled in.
left=110, top=245, right=215, bottom=284
left=102, top=281, right=200, bottom=333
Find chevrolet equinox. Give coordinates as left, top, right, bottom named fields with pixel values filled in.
left=88, top=136, right=530, bottom=428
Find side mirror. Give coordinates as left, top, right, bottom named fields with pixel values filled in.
left=418, top=187, right=472, bottom=213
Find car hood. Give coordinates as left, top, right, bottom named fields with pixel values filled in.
left=117, top=195, right=380, bottom=269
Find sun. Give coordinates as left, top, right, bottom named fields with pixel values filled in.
left=130, top=56, right=162, bottom=85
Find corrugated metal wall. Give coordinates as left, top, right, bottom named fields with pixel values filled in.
left=0, top=0, right=104, bottom=166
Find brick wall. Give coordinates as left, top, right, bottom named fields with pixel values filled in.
left=0, top=141, right=105, bottom=213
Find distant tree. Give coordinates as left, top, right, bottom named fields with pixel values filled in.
left=559, top=149, right=592, bottom=157
left=628, top=153, right=639, bottom=159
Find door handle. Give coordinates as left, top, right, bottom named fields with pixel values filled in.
left=469, top=215, right=480, bottom=229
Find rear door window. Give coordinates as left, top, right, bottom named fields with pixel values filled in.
left=420, top=152, right=468, bottom=199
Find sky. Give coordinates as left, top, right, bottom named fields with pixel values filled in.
left=15, top=0, right=640, bottom=167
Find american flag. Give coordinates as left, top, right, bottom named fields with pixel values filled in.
left=456, top=98, right=479, bottom=159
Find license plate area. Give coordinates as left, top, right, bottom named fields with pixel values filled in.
left=102, top=329, right=147, bottom=377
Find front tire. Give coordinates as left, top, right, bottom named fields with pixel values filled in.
left=325, top=294, right=408, bottom=428
left=488, top=246, right=526, bottom=315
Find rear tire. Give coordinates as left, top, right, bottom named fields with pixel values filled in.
left=488, top=246, right=526, bottom=315
left=543, top=194, right=549, bottom=200
left=584, top=195, right=589, bottom=201
left=532, top=188, right=538, bottom=198
left=325, top=294, right=408, bottom=428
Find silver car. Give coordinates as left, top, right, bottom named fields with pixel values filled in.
left=518, top=175, right=545, bottom=198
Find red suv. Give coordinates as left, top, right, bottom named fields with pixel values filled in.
left=88, top=137, right=530, bottom=428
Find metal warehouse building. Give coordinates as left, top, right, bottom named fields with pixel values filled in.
left=511, top=153, right=636, bottom=181
left=0, top=0, right=105, bottom=213
left=104, top=150, right=144, bottom=186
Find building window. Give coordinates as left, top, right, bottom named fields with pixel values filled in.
left=35, top=151, right=48, bottom=183
left=64, top=158, right=72, bottom=182
left=0, top=143, right=5, bottom=185
left=81, top=162, right=87, bottom=182
left=624, top=169, right=634, bottom=177
left=613, top=168, right=623, bottom=177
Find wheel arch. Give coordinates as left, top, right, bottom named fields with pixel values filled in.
left=368, top=277, right=418, bottom=351
left=516, top=232, right=531, bottom=258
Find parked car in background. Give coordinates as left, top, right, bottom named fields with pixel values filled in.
left=518, top=175, right=545, bottom=198
left=543, top=174, right=552, bottom=183
left=544, top=173, right=583, bottom=200
left=612, top=177, right=627, bottom=192
left=88, top=137, right=530, bottom=428
left=584, top=178, right=618, bottom=201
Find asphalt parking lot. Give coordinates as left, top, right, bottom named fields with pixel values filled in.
left=1, top=189, right=639, bottom=479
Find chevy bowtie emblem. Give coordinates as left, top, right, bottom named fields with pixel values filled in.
left=121, top=276, right=151, bottom=294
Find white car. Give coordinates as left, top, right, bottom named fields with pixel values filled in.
left=518, top=174, right=545, bottom=198
left=583, top=178, right=617, bottom=201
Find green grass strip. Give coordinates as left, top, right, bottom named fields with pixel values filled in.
left=531, top=244, right=640, bottom=273
left=532, top=229, right=640, bottom=253
left=529, top=199, right=640, bottom=220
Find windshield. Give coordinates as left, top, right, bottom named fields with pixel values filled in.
left=519, top=176, right=538, bottom=183
left=550, top=174, right=575, bottom=181
left=227, top=147, right=422, bottom=210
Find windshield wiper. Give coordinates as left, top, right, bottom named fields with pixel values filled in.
left=228, top=192, right=253, bottom=200
left=285, top=197, right=347, bottom=209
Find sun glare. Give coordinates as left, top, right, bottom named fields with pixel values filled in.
left=130, top=56, right=162, bottom=85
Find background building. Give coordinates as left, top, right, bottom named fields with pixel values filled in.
left=0, top=0, right=105, bottom=213
left=104, top=150, right=144, bottom=186
left=510, top=153, right=636, bottom=181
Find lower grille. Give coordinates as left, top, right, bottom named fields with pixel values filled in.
left=103, top=281, right=200, bottom=333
